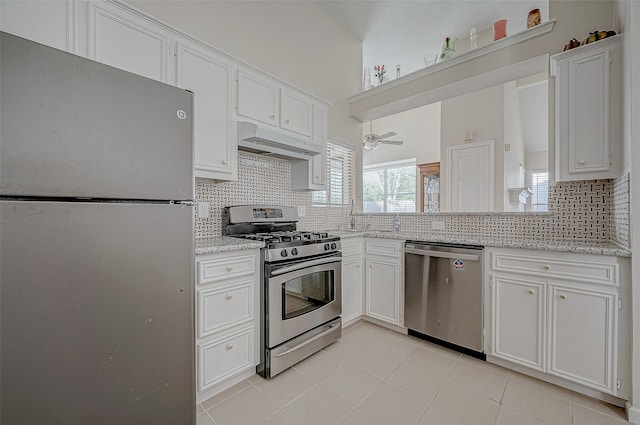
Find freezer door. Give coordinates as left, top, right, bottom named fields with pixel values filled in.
left=0, top=201, right=195, bottom=425
left=0, top=32, right=193, bottom=200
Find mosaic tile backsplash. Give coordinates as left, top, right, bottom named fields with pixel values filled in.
left=195, top=152, right=630, bottom=248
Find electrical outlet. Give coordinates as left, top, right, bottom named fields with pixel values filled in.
left=431, top=221, right=445, bottom=230
left=297, top=206, right=306, bottom=217
left=198, top=202, right=210, bottom=218
left=505, top=144, right=511, bottom=151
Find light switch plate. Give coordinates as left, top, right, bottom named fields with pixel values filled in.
left=297, top=206, right=306, bottom=218
left=198, top=202, right=210, bottom=218
left=431, top=221, right=445, bottom=230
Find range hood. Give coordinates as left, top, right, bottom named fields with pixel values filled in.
left=237, top=121, right=322, bottom=161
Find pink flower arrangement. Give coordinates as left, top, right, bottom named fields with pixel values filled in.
left=373, top=65, right=386, bottom=84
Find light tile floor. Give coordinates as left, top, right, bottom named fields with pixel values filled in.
left=197, top=320, right=629, bottom=425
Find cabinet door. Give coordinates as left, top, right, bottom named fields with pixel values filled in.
left=1, top=0, right=75, bottom=52
left=342, top=256, right=363, bottom=326
left=492, top=276, right=545, bottom=371
left=87, top=2, right=171, bottom=83
left=548, top=284, right=617, bottom=393
left=365, top=257, right=401, bottom=325
left=280, top=89, right=313, bottom=137
left=237, top=70, right=279, bottom=126
left=176, top=40, right=235, bottom=180
left=553, top=36, right=622, bottom=181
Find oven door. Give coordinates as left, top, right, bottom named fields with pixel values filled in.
left=266, top=253, right=342, bottom=348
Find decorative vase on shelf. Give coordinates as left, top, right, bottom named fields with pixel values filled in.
left=439, top=37, right=456, bottom=62
left=493, top=19, right=508, bottom=41
left=527, top=8, right=541, bottom=28
left=469, top=27, right=478, bottom=50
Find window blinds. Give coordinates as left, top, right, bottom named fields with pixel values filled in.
left=312, top=140, right=355, bottom=207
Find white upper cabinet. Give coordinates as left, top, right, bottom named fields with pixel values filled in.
left=280, top=89, right=313, bottom=137
left=291, top=105, right=327, bottom=191
left=551, top=35, right=622, bottom=181
left=176, top=40, right=236, bottom=180
left=237, top=70, right=280, bottom=127
left=1, top=0, right=75, bottom=53
left=87, top=1, right=172, bottom=83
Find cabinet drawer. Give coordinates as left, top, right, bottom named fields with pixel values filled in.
left=197, top=327, right=254, bottom=392
left=365, top=239, right=401, bottom=258
left=341, top=239, right=362, bottom=257
left=197, top=280, right=254, bottom=338
left=491, top=252, right=618, bottom=286
left=197, top=253, right=257, bottom=285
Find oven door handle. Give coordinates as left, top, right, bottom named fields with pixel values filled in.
left=271, top=257, right=341, bottom=276
left=272, top=322, right=341, bottom=358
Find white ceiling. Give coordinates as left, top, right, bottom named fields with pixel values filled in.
left=317, top=0, right=549, bottom=77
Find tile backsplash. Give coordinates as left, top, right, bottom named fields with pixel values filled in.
left=195, top=152, right=629, bottom=247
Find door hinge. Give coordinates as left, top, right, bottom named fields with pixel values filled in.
left=609, top=155, right=613, bottom=165
left=489, top=277, right=493, bottom=289
left=617, top=378, right=621, bottom=390
left=618, top=299, right=622, bottom=310
left=236, top=70, right=240, bottom=82
left=610, top=52, right=614, bottom=65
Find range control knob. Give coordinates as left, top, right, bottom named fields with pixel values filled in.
left=280, top=249, right=288, bottom=258
left=291, top=248, right=298, bottom=256
left=324, top=243, right=330, bottom=251
left=330, top=243, right=337, bottom=250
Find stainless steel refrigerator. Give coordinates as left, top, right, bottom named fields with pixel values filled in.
left=0, top=32, right=195, bottom=424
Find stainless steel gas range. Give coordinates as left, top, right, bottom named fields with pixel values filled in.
left=223, top=205, right=342, bottom=378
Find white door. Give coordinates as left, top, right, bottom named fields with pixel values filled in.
left=548, top=284, right=617, bottom=393
left=176, top=40, right=235, bottom=179
left=88, top=2, right=171, bottom=83
left=341, top=256, right=363, bottom=326
left=447, top=140, right=494, bottom=212
left=492, top=276, right=545, bottom=371
left=365, top=257, right=400, bottom=325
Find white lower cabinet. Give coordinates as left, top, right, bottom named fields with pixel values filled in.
left=341, top=238, right=363, bottom=327
left=492, top=276, right=545, bottom=371
left=487, top=247, right=629, bottom=398
left=364, top=239, right=403, bottom=327
left=548, top=284, right=617, bottom=392
left=195, top=249, right=260, bottom=403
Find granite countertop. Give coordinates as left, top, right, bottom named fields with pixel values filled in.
left=328, top=230, right=631, bottom=257
left=195, top=236, right=264, bottom=255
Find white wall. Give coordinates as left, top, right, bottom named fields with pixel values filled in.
left=362, top=102, right=441, bottom=167
left=440, top=84, right=505, bottom=211
left=503, top=80, right=526, bottom=212
left=127, top=0, right=363, bottom=149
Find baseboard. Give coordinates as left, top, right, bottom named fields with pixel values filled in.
left=628, top=405, right=640, bottom=424
left=361, top=316, right=407, bottom=334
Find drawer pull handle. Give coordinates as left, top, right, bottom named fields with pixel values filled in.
left=285, top=119, right=290, bottom=124
left=270, top=114, right=276, bottom=120
left=226, top=344, right=234, bottom=350
left=226, top=294, right=233, bottom=300
left=543, top=265, right=551, bottom=270
left=528, top=289, right=535, bottom=295
left=578, top=160, right=586, bottom=165
left=560, top=294, right=567, bottom=300
left=221, top=160, right=228, bottom=165
left=226, top=266, right=233, bottom=272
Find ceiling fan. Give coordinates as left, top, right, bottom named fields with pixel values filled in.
left=362, top=122, right=404, bottom=150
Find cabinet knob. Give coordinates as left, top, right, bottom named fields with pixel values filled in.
left=226, top=294, right=233, bottom=300
left=221, top=160, right=228, bottom=165
left=226, top=266, right=233, bottom=272
left=226, top=344, right=234, bottom=350
left=270, top=114, right=276, bottom=120
left=285, top=119, right=290, bottom=124
left=578, top=160, right=586, bottom=165
left=543, top=265, right=551, bottom=270
left=560, top=294, right=567, bottom=300
left=528, top=289, right=535, bottom=295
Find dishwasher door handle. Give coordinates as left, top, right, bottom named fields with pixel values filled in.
left=405, top=247, right=479, bottom=261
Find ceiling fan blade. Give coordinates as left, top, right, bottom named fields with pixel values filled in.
left=380, top=140, right=404, bottom=145
left=377, top=131, right=397, bottom=140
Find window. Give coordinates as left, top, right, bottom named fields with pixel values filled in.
left=312, top=140, right=355, bottom=207
left=363, top=159, right=417, bottom=213
left=531, top=170, right=549, bottom=212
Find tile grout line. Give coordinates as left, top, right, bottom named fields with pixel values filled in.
left=412, top=350, right=462, bottom=425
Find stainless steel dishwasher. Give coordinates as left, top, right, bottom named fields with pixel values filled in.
left=404, top=241, right=485, bottom=358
